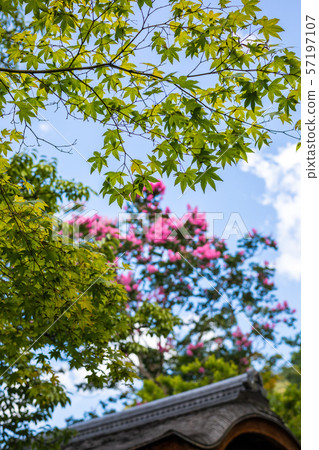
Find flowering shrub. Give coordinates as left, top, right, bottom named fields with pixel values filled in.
left=69, top=181, right=298, bottom=406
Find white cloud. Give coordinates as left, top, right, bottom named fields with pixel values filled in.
left=56, top=362, right=113, bottom=399
left=57, top=365, right=93, bottom=397
left=39, top=121, right=53, bottom=132
left=241, top=143, right=301, bottom=280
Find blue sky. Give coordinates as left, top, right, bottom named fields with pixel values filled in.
left=8, top=0, right=301, bottom=428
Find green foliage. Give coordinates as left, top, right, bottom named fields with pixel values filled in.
left=0, top=0, right=25, bottom=68
left=0, top=0, right=300, bottom=204
left=136, top=355, right=239, bottom=403
left=264, top=348, right=301, bottom=441
left=6, top=151, right=94, bottom=213
left=0, top=151, right=134, bottom=448
left=269, top=383, right=301, bottom=441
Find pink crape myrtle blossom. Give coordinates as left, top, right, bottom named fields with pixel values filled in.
left=186, top=342, right=204, bottom=357
left=193, top=243, right=221, bottom=260
left=167, top=249, right=182, bottom=262
left=147, top=264, right=158, bottom=274
left=70, top=180, right=298, bottom=380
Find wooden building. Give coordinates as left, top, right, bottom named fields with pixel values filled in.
left=64, top=370, right=300, bottom=450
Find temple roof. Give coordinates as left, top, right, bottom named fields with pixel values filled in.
left=64, top=370, right=300, bottom=450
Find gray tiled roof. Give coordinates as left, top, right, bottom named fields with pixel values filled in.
left=64, top=370, right=298, bottom=450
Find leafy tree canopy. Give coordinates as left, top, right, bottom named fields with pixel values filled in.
left=0, top=0, right=300, bottom=205
left=6, top=151, right=93, bottom=213
left=0, top=152, right=134, bottom=448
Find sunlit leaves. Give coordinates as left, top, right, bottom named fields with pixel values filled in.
left=0, top=151, right=133, bottom=447
left=256, top=16, right=284, bottom=40
left=0, top=0, right=300, bottom=204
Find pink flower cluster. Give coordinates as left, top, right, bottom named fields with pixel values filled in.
left=262, top=278, right=274, bottom=287
left=215, top=337, right=223, bottom=346
left=186, top=342, right=203, bottom=356
left=263, top=322, right=275, bottom=330
left=149, top=181, right=166, bottom=195
left=135, top=181, right=165, bottom=206
left=271, top=301, right=289, bottom=312
left=187, top=208, right=207, bottom=231
left=167, top=249, right=181, bottom=262
left=258, top=271, right=274, bottom=288
left=146, top=217, right=176, bottom=244
left=126, top=229, right=142, bottom=247
left=232, top=327, right=252, bottom=351
left=158, top=337, right=174, bottom=353
left=119, top=272, right=141, bottom=293
left=248, top=229, right=277, bottom=248
left=69, top=214, right=119, bottom=241
left=118, top=272, right=133, bottom=291
left=147, top=264, right=158, bottom=274
left=264, top=237, right=277, bottom=248
left=193, top=243, right=221, bottom=260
